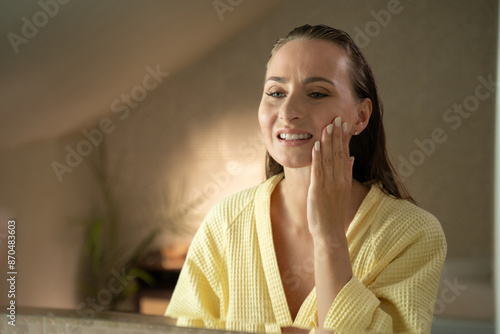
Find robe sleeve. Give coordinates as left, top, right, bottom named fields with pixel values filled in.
left=323, top=208, right=447, bottom=334
left=164, top=209, right=226, bottom=330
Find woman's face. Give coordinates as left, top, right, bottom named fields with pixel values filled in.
left=258, top=39, right=368, bottom=169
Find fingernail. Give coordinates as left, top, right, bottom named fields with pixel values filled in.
left=315, top=141, right=320, bottom=151
left=327, top=124, right=333, bottom=135
left=334, top=117, right=341, bottom=128
left=342, top=122, right=348, bottom=134
left=350, top=156, right=355, bottom=163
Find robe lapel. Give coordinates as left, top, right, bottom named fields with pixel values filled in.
left=254, top=174, right=294, bottom=327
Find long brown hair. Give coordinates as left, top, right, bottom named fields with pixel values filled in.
left=264, top=24, right=414, bottom=203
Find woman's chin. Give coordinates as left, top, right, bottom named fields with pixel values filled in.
left=276, top=159, right=312, bottom=170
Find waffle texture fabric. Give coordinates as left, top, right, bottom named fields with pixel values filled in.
left=165, top=173, right=447, bottom=333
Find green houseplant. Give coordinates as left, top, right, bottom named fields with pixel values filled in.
left=78, top=141, right=193, bottom=311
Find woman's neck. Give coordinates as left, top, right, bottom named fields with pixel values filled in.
left=277, top=166, right=312, bottom=231
left=277, top=166, right=369, bottom=233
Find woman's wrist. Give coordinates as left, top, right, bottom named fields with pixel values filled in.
left=312, top=233, right=349, bottom=263
left=312, top=228, right=346, bottom=248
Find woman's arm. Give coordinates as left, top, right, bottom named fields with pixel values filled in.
left=313, top=234, right=352, bottom=334
left=308, top=117, right=446, bottom=333
left=319, top=219, right=446, bottom=333
left=308, top=117, right=354, bottom=333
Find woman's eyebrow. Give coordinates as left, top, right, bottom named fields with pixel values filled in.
left=265, top=76, right=286, bottom=84
left=264, top=76, right=335, bottom=85
left=304, top=77, right=335, bottom=85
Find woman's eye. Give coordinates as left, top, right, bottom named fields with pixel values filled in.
left=266, top=92, right=285, bottom=98
left=310, top=92, right=328, bottom=98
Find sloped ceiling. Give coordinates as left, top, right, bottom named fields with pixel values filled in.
left=0, top=0, right=282, bottom=149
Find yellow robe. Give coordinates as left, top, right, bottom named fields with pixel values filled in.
left=165, top=174, right=447, bottom=333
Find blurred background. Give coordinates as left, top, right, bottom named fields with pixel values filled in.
left=0, top=0, right=497, bottom=332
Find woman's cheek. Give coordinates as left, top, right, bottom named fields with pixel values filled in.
left=257, top=101, right=267, bottom=127
left=258, top=107, right=273, bottom=135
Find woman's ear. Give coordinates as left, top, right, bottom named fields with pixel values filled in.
left=353, top=98, right=372, bottom=135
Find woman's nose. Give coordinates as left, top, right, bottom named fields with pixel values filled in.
left=279, top=96, right=304, bottom=122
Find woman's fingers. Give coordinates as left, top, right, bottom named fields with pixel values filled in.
left=331, top=117, right=346, bottom=182
left=308, top=116, right=354, bottom=236
left=311, top=139, right=322, bottom=189
left=321, top=120, right=335, bottom=185
left=313, top=116, right=354, bottom=189
left=341, top=120, right=353, bottom=183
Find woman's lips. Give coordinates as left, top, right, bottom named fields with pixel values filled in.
left=276, top=130, right=313, bottom=146
left=278, top=133, right=313, bottom=140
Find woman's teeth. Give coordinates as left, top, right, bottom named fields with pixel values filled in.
left=279, top=133, right=313, bottom=140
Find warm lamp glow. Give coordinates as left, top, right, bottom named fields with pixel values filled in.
left=158, top=112, right=266, bottom=246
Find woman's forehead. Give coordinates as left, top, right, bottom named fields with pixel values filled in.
left=267, top=39, right=350, bottom=82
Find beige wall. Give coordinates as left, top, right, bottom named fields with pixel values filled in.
left=0, top=135, right=93, bottom=308
left=108, top=0, right=497, bottom=258
left=0, top=0, right=496, bottom=320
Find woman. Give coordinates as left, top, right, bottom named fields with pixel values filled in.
left=165, top=24, right=446, bottom=334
